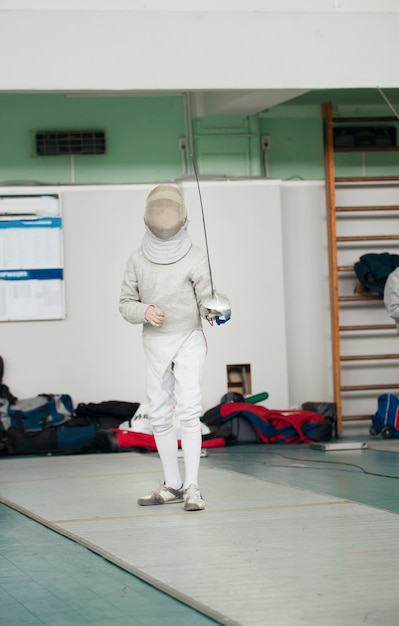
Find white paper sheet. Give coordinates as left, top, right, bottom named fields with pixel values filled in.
left=0, top=195, right=64, bottom=321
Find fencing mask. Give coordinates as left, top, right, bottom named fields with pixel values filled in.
left=144, top=185, right=187, bottom=241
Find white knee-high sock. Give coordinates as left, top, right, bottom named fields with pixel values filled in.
left=180, top=421, right=202, bottom=489
left=153, top=426, right=182, bottom=490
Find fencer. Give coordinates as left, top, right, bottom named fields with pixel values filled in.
left=119, top=184, right=230, bottom=511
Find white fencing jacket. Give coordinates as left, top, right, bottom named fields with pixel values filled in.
left=384, top=267, right=399, bottom=333
left=119, top=244, right=211, bottom=337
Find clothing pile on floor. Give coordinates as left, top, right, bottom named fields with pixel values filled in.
left=0, top=356, right=336, bottom=456
left=0, top=391, right=336, bottom=456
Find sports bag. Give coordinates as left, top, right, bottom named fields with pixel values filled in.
left=201, top=391, right=271, bottom=444
left=204, top=402, right=334, bottom=444
left=301, top=401, right=338, bottom=438
left=370, top=393, right=399, bottom=439
left=0, top=356, right=18, bottom=404
left=94, top=428, right=226, bottom=453
left=0, top=394, right=74, bottom=434
left=1, top=421, right=97, bottom=456
left=74, top=400, right=140, bottom=429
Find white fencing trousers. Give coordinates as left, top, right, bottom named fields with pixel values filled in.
left=143, top=330, right=207, bottom=430
left=143, top=330, right=207, bottom=489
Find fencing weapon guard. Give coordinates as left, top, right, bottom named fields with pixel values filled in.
left=201, top=291, right=231, bottom=325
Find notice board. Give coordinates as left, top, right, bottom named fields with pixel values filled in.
left=0, top=195, right=64, bottom=321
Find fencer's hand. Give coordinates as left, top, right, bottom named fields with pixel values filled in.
left=205, top=310, right=214, bottom=326
left=144, top=305, right=165, bottom=327
left=205, top=309, right=230, bottom=325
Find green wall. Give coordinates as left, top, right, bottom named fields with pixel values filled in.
left=0, top=94, right=186, bottom=184
left=258, top=111, right=324, bottom=180
left=0, top=90, right=398, bottom=184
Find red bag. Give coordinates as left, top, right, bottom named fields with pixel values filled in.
left=95, top=428, right=226, bottom=452
left=219, top=402, right=333, bottom=443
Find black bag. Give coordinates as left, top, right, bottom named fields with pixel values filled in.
left=301, top=401, right=338, bottom=438
left=75, top=400, right=140, bottom=429
left=0, top=356, right=18, bottom=404
left=201, top=403, right=259, bottom=444
left=1, top=420, right=97, bottom=455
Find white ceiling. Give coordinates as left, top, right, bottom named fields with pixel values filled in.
left=191, top=89, right=309, bottom=116
left=63, top=89, right=310, bottom=116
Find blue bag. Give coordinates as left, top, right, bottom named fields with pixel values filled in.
left=370, top=394, right=399, bottom=439
left=0, top=394, right=73, bottom=434
left=2, top=421, right=97, bottom=455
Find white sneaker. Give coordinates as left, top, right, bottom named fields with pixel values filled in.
left=184, top=484, right=205, bottom=511
left=137, top=484, right=184, bottom=506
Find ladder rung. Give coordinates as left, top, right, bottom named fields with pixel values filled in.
left=337, top=235, right=399, bottom=242
left=335, top=147, right=399, bottom=153
left=341, top=384, right=399, bottom=392
left=335, top=176, right=399, bottom=182
left=336, top=205, right=399, bottom=212
left=333, top=117, right=399, bottom=123
left=337, top=265, right=355, bottom=272
left=342, top=414, right=371, bottom=422
left=339, top=295, right=382, bottom=302
left=339, top=324, right=396, bottom=331
left=341, top=353, right=399, bottom=361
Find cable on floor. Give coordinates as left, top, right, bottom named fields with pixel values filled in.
left=210, top=447, right=399, bottom=480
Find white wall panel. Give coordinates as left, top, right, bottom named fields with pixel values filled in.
left=0, top=180, right=289, bottom=411
left=1, top=179, right=395, bottom=417
left=280, top=181, right=333, bottom=407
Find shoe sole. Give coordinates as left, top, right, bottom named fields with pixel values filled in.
left=137, top=496, right=184, bottom=506
left=184, top=502, right=205, bottom=511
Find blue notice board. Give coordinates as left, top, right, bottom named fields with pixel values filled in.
left=0, top=195, right=64, bottom=321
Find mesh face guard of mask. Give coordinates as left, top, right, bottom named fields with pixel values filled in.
left=144, top=185, right=187, bottom=240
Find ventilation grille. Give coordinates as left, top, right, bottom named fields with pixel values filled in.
left=36, top=130, right=106, bottom=156
left=333, top=126, right=396, bottom=149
